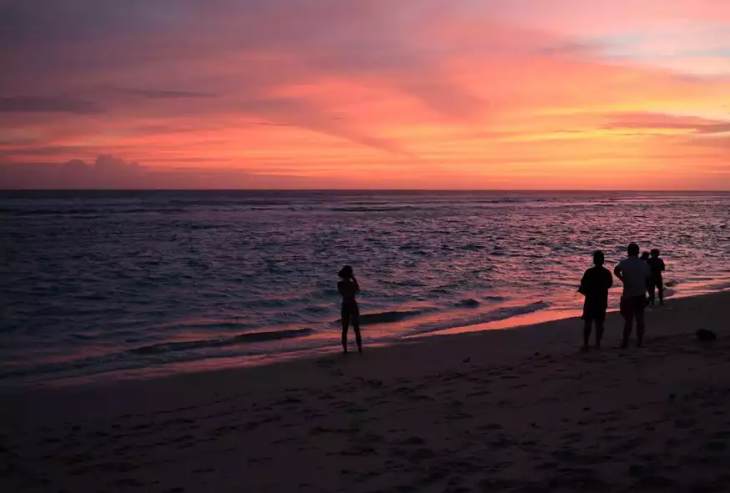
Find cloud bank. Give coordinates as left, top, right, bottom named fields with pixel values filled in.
left=1, top=0, right=729, bottom=189
left=0, top=155, right=388, bottom=189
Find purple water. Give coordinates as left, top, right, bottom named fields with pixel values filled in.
left=2, top=190, right=729, bottom=386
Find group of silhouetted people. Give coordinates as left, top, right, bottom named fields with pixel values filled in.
left=337, top=243, right=667, bottom=354
left=643, top=249, right=666, bottom=306
left=579, top=243, right=666, bottom=351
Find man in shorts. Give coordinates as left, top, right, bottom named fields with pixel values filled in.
left=614, top=243, right=651, bottom=348
left=578, top=250, right=613, bottom=350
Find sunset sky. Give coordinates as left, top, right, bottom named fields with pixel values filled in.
left=1, top=0, right=729, bottom=189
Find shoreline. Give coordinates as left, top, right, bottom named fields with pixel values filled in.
left=5, top=286, right=727, bottom=392
left=2, top=288, right=727, bottom=404
left=3, top=290, right=730, bottom=492
left=1, top=288, right=727, bottom=393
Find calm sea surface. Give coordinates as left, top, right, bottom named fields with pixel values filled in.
left=2, top=191, right=729, bottom=386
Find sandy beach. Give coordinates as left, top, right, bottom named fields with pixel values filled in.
left=2, top=291, right=730, bottom=492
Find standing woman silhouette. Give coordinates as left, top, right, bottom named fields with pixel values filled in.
left=337, top=265, right=362, bottom=353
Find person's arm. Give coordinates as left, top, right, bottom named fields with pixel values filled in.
left=337, top=281, right=344, bottom=296
left=613, top=264, right=623, bottom=283
left=606, top=270, right=613, bottom=289
left=660, top=259, right=666, bottom=271
left=352, top=277, right=360, bottom=292
left=578, top=274, right=586, bottom=296
left=578, top=271, right=588, bottom=295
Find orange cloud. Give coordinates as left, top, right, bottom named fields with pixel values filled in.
left=1, top=1, right=729, bottom=189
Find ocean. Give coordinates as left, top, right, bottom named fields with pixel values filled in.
left=2, top=190, right=729, bottom=386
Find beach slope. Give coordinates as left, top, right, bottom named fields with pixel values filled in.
left=2, top=291, right=730, bottom=492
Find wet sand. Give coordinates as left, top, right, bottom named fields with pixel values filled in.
left=2, top=291, right=730, bottom=492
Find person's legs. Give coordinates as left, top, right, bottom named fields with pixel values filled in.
left=620, top=298, right=633, bottom=348
left=341, top=311, right=350, bottom=353
left=648, top=281, right=656, bottom=306
left=352, top=307, right=362, bottom=353
left=657, top=278, right=664, bottom=305
left=622, top=317, right=633, bottom=348
left=583, top=319, right=592, bottom=350
left=636, top=298, right=646, bottom=347
left=595, top=318, right=604, bottom=348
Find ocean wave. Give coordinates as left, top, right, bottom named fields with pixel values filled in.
left=335, top=309, right=428, bottom=325
left=329, top=206, right=415, bottom=212
left=473, top=197, right=534, bottom=204
left=483, top=301, right=548, bottom=321
left=460, top=243, right=484, bottom=251
left=408, top=301, right=549, bottom=336
left=167, top=199, right=288, bottom=207
left=454, top=298, right=480, bottom=308
left=3, top=207, right=188, bottom=216
left=70, top=333, right=96, bottom=340
left=0, top=352, right=128, bottom=380
left=129, top=328, right=313, bottom=355
left=165, top=320, right=257, bottom=332
left=0, top=328, right=315, bottom=382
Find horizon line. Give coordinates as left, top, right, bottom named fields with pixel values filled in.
left=2, top=188, right=730, bottom=193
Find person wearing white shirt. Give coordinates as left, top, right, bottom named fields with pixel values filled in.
left=613, top=243, right=651, bottom=348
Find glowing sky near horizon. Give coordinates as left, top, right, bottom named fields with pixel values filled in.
left=1, top=0, right=730, bottom=189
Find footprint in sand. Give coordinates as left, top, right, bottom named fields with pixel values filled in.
left=407, top=447, right=435, bottom=462
left=478, top=423, right=503, bottom=431
left=705, top=440, right=727, bottom=452
left=339, top=445, right=377, bottom=456
left=114, top=477, right=145, bottom=488
left=397, top=436, right=425, bottom=446
left=631, top=475, right=676, bottom=490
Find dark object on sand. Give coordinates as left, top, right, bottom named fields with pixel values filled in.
left=696, top=329, right=717, bottom=342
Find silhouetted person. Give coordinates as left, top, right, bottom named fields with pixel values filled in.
left=614, top=243, right=651, bottom=348
left=639, top=251, right=651, bottom=298
left=338, top=265, right=362, bottom=354
left=578, top=250, right=613, bottom=350
left=647, top=248, right=666, bottom=306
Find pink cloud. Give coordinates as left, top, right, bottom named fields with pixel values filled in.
left=1, top=1, right=729, bottom=189
left=602, top=112, right=730, bottom=133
